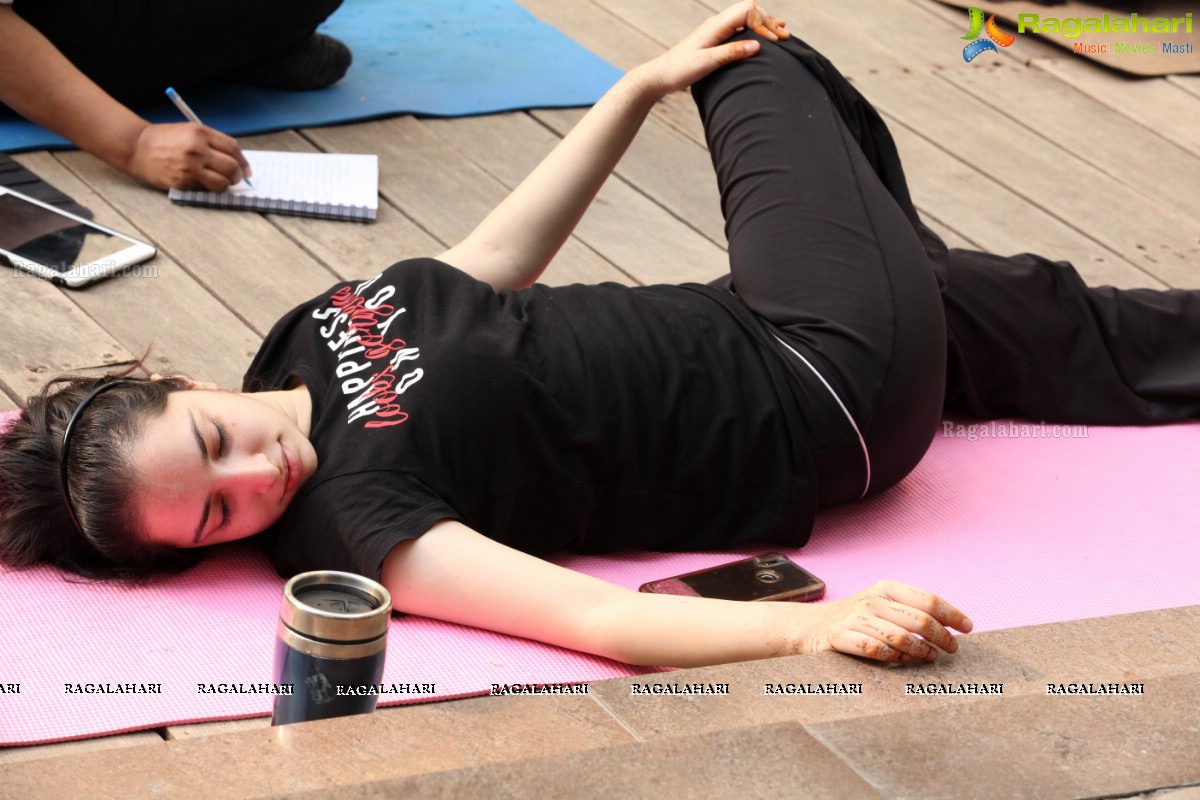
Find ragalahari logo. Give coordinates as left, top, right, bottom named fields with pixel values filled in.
left=961, top=7, right=1016, bottom=61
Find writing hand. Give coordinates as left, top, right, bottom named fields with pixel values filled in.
left=127, top=122, right=253, bottom=192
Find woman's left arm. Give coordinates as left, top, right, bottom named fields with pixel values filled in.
left=381, top=520, right=973, bottom=669
left=437, top=1, right=788, bottom=291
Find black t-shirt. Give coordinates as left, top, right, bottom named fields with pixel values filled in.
left=245, top=259, right=835, bottom=581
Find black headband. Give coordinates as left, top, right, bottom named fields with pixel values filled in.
left=58, top=378, right=138, bottom=536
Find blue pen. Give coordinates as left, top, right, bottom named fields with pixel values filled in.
left=165, top=86, right=253, bottom=188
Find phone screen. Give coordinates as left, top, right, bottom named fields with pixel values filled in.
left=0, top=193, right=135, bottom=274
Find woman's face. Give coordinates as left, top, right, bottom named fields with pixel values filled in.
left=130, top=389, right=318, bottom=549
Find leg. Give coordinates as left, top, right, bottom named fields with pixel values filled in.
left=742, top=37, right=1200, bottom=425
left=12, top=0, right=345, bottom=107
left=940, top=249, right=1200, bottom=424
left=694, top=32, right=946, bottom=497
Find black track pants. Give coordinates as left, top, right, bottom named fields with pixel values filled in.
left=694, top=32, right=1200, bottom=502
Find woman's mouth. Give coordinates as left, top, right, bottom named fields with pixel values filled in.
left=280, top=442, right=294, bottom=500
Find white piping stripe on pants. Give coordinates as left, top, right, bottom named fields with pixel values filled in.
left=770, top=333, right=871, bottom=500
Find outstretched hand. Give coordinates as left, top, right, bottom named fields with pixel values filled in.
left=803, top=580, right=974, bottom=663
left=631, top=0, right=789, bottom=100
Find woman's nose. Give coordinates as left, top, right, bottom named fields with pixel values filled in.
left=219, top=452, right=280, bottom=494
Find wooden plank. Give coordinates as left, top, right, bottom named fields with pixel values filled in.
left=582, top=0, right=1028, bottom=261
left=820, top=0, right=1195, bottom=221
left=594, top=0, right=709, bottom=46
left=568, top=0, right=1171, bottom=289
left=309, top=114, right=725, bottom=287
left=54, top=137, right=344, bottom=337
left=525, top=0, right=1180, bottom=291
left=426, top=106, right=724, bottom=256
left=0, top=730, right=161, bottom=765
left=515, top=0, right=706, bottom=146
left=0, top=262, right=131, bottom=406
left=887, top=118, right=1160, bottom=289
left=942, top=63, right=1200, bottom=221
left=532, top=107, right=726, bottom=248
left=1170, top=74, right=1200, bottom=99
left=742, top=5, right=1189, bottom=287
left=859, top=0, right=1200, bottom=237
left=919, top=213, right=980, bottom=251
left=468, top=1, right=729, bottom=278
left=518, top=0, right=662, bottom=66
left=238, top=129, right=447, bottom=283
left=13, top=153, right=262, bottom=390
left=305, top=117, right=629, bottom=287
left=303, top=119, right=489, bottom=249
left=875, top=68, right=1191, bottom=287
left=416, top=111, right=728, bottom=285
left=1033, top=57, right=1200, bottom=160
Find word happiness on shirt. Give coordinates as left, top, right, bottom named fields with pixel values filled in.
left=311, top=273, right=423, bottom=429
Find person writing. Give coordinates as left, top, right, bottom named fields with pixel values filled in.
left=0, top=0, right=349, bottom=190
left=1, top=2, right=1196, bottom=669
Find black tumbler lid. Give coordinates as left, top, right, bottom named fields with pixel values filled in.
left=279, top=571, right=392, bottom=643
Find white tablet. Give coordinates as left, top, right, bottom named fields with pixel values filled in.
left=0, top=186, right=156, bottom=288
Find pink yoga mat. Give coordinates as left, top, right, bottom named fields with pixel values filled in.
left=1, top=410, right=1198, bottom=744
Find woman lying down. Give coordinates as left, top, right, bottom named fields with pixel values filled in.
left=3, top=3, right=1198, bottom=669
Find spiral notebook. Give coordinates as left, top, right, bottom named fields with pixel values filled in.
left=168, top=150, right=379, bottom=222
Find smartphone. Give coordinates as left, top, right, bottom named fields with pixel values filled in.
left=0, top=187, right=156, bottom=288
left=639, top=553, right=825, bottom=602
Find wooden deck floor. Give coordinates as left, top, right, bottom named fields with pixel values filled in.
left=2, top=0, right=1198, bottom=766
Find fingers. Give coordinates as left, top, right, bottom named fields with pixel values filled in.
left=195, top=156, right=243, bottom=192
left=641, top=0, right=790, bottom=96
left=192, top=129, right=247, bottom=191
left=817, top=580, right=974, bottom=665
left=747, top=1, right=790, bottom=41
left=716, top=1, right=763, bottom=35
left=828, top=618, right=938, bottom=663
left=874, top=580, right=974, bottom=634
left=699, top=1, right=770, bottom=48
left=208, top=129, right=253, bottom=179
left=875, top=599, right=956, bottom=655
left=711, top=38, right=761, bottom=67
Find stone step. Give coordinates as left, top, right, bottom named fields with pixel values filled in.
left=2, top=605, right=1197, bottom=799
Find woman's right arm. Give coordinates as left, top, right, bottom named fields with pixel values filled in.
left=0, top=6, right=249, bottom=190
left=382, top=520, right=973, bottom=669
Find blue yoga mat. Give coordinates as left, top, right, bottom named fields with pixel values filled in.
left=0, top=0, right=624, bottom=153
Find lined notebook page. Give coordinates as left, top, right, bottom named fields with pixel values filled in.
left=168, top=150, right=379, bottom=221
left=235, top=151, right=377, bottom=206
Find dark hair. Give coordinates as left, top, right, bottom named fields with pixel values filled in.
left=0, top=369, right=201, bottom=580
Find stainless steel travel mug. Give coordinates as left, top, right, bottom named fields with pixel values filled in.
left=271, top=570, right=392, bottom=726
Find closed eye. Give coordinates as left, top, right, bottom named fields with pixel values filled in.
left=212, top=420, right=230, bottom=530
